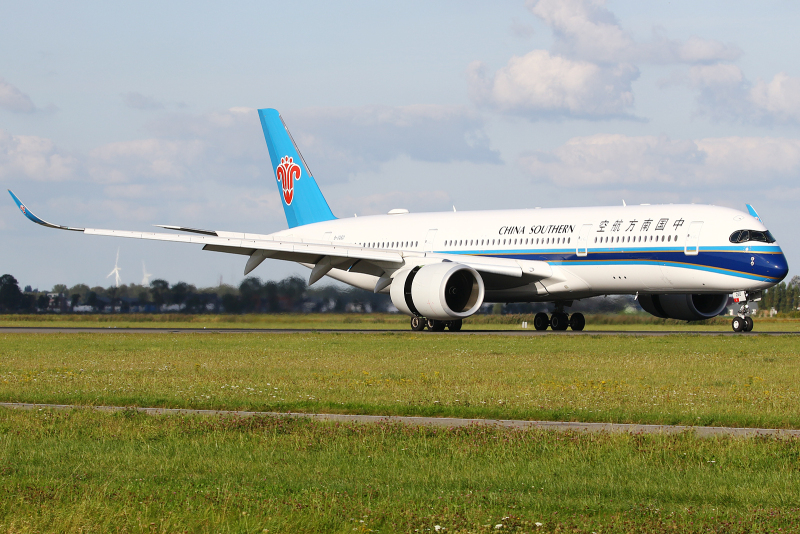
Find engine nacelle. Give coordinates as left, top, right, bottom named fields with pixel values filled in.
left=390, top=263, right=485, bottom=321
left=638, top=293, right=728, bottom=321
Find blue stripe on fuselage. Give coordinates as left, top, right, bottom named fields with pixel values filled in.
left=437, top=247, right=788, bottom=283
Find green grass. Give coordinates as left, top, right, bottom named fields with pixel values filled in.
left=2, top=408, right=800, bottom=533
left=2, top=313, right=799, bottom=331
left=2, top=332, right=800, bottom=428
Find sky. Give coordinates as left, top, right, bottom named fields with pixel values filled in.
left=1, top=0, right=799, bottom=291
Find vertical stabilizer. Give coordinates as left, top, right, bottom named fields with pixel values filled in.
left=258, top=108, right=336, bottom=228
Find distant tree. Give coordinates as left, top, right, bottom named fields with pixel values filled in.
left=23, top=285, right=32, bottom=293
left=0, top=274, right=23, bottom=311
left=239, top=277, right=264, bottom=312
left=86, top=291, right=98, bottom=309
left=150, top=279, right=170, bottom=308
left=36, top=294, right=49, bottom=310
left=52, top=284, right=67, bottom=294
left=170, top=282, right=193, bottom=306
left=70, top=294, right=81, bottom=308
left=68, top=284, right=91, bottom=301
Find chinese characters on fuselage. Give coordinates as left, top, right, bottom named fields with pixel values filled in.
left=497, top=218, right=685, bottom=236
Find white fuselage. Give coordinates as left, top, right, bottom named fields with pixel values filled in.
left=266, top=203, right=788, bottom=303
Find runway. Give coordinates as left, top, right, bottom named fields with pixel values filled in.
left=0, top=326, right=797, bottom=335
left=2, top=402, right=798, bottom=438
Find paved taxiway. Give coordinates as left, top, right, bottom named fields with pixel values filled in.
left=2, top=402, right=798, bottom=438
left=1, top=327, right=797, bottom=335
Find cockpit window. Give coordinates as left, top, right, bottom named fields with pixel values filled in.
left=729, top=229, right=776, bottom=243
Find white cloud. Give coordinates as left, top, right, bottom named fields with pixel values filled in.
left=471, top=0, right=740, bottom=121
left=468, top=51, right=638, bottom=119
left=750, top=73, right=800, bottom=123
left=283, top=105, right=500, bottom=183
left=527, top=0, right=740, bottom=65
left=520, top=134, right=800, bottom=189
left=88, top=139, right=206, bottom=184
left=0, top=130, right=78, bottom=181
left=528, top=0, right=632, bottom=64
left=0, top=78, right=37, bottom=113
left=690, top=66, right=800, bottom=124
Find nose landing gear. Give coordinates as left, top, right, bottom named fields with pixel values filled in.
left=731, top=290, right=760, bottom=332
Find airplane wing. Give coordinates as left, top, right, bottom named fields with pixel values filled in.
left=9, top=190, right=551, bottom=286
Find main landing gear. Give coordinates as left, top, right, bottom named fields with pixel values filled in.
left=410, top=317, right=463, bottom=332
left=731, top=290, right=760, bottom=333
left=533, top=311, right=585, bottom=331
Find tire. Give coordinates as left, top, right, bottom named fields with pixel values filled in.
left=744, top=317, right=754, bottom=332
left=427, top=319, right=445, bottom=332
left=410, top=317, right=425, bottom=331
left=732, top=317, right=744, bottom=332
left=569, top=312, right=585, bottom=331
left=447, top=319, right=463, bottom=332
left=550, top=312, right=569, bottom=331
left=533, top=312, right=550, bottom=331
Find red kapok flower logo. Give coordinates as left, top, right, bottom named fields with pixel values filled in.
left=20, top=205, right=26, bottom=214
left=276, top=156, right=301, bottom=205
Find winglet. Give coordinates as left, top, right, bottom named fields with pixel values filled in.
left=7, top=190, right=84, bottom=231
left=745, top=204, right=762, bottom=223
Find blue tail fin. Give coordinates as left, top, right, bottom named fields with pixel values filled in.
left=258, top=108, right=336, bottom=228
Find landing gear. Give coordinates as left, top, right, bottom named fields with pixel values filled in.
left=410, top=316, right=426, bottom=331
left=447, top=319, right=463, bottom=332
left=426, top=319, right=446, bottom=332
left=731, top=290, right=760, bottom=333
left=569, top=312, right=586, bottom=331
left=550, top=312, right=570, bottom=331
left=533, top=312, right=550, bottom=331
left=532, top=309, right=585, bottom=331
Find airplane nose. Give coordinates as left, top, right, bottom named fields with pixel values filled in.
left=772, top=250, right=789, bottom=282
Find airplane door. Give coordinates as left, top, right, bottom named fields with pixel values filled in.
left=423, top=229, right=437, bottom=252
left=684, top=221, right=703, bottom=256
left=576, top=224, right=592, bottom=257
left=322, top=231, right=332, bottom=242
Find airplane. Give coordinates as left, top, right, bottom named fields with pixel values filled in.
left=8, top=108, right=789, bottom=332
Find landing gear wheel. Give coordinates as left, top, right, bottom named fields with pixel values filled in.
left=533, top=312, right=550, bottom=331
left=731, top=317, right=745, bottom=332
left=743, top=316, right=754, bottom=332
left=427, top=319, right=446, bottom=332
left=569, top=312, right=585, bottom=331
left=410, top=317, right=425, bottom=331
left=447, top=319, right=463, bottom=332
left=550, top=312, right=569, bottom=331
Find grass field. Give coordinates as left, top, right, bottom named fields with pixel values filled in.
left=2, top=312, right=800, bottom=331
left=2, top=408, right=800, bottom=533
left=3, top=331, right=800, bottom=532
left=2, top=332, right=800, bottom=428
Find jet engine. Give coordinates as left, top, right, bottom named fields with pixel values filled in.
left=638, top=293, right=728, bottom=321
left=390, top=263, right=485, bottom=321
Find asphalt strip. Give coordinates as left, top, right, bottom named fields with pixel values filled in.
left=2, top=402, right=798, bottom=438
left=1, top=327, right=798, bottom=335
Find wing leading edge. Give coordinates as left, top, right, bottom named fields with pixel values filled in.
left=8, top=190, right=552, bottom=286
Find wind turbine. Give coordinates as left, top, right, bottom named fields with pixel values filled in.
left=141, top=261, right=152, bottom=286
left=107, top=248, right=122, bottom=287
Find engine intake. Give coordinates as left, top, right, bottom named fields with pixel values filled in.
left=390, top=263, right=485, bottom=321
left=638, top=293, right=728, bottom=321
